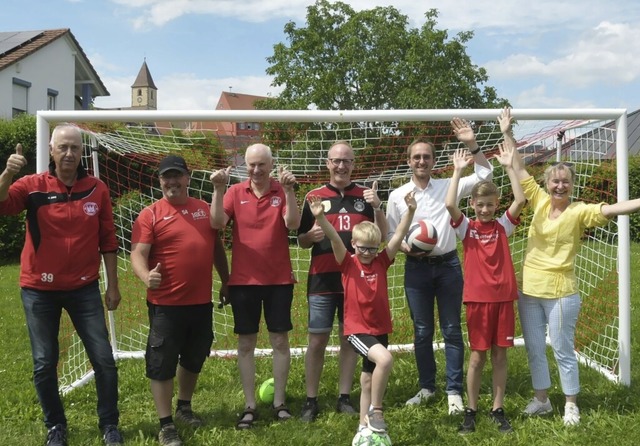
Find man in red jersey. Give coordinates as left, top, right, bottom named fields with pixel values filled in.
left=0, top=125, right=124, bottom=446
left=297, top=141, right=387, bottom=422
left=131, top=155, right=229, bottom=446
left=210, top=143, right=300, bottom=429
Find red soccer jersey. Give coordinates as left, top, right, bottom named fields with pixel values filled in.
left=223, top=179, right=295, bottom=286
left=340, top=250, right=393, bottom=336
left=451, top=212, right=519, bottom=303
left=0, top=168, right=118, bottom=291
left=298, top=183, right=376, bottom=295
left=132, top=197, right=216, bottom=305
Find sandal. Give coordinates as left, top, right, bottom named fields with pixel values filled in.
left=273, top=403, right=292, bottom=421
left=236, top=407, right=258, bottom=430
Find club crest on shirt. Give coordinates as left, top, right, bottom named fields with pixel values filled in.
left=192, top=208, right=208, bottom=220
left=83, top=202, right=99, bottom=216
left=354, top=199, right=366, bottom=212
left=271, top=196, right=282, bottom=207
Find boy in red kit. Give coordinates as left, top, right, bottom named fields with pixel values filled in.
left=308, top=190, right=416, bottom=435
left=445, top=141, right=525, bottom=434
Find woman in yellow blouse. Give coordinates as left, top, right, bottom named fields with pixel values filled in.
left=503, top=108, right=640, bottom=426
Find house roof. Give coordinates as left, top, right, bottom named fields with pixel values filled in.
left=216, top=91, right=268, bottom=110
left=0, top=29, right=109, bottom=97
left=131, top=60, right=157, bottom=90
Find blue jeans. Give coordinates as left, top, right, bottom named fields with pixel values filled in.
left=404, top=254, right=464, bottom=395
left=21, top=281, right=119, bottom=429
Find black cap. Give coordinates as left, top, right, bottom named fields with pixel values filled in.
left=159, top=155, right=189, bottom=175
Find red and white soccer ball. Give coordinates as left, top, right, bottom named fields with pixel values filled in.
left=405, top=219, right=438, bottom=254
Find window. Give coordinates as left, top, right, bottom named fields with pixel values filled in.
left=47, top=88, right=58, bottom=111
left=12, top=77, right=31, bottom=117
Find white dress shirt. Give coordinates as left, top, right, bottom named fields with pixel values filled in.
left=386, top=163, right=493, bottom=256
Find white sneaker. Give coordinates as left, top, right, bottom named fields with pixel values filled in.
left=523, top=396, right=553, bottom=415
left=447, top=394, right=464, bottom=415
left=405, top=388, right=435, bottom=406
left=563, top=403, right=580, bottom=426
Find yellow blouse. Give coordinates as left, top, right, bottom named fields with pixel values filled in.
left=520, top=176, right=610, bottom=298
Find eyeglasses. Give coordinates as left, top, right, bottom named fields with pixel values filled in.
left=328, top=158, right=354, bottom=167
left=355, top=245, right=378, bottom=255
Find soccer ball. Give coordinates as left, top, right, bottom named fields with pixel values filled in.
left=352, top=427, right=392, bottom=446
left=258, top=377, right=274, bottom=404
left=405, top=219, right=438, bottom=253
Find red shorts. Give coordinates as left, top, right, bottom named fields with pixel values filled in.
left=465, top=301, right=515, bottom=351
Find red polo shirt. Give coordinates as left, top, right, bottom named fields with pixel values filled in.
left=223, top=179, right=296, bottom=286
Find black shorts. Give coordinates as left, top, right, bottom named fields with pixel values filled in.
left=348, top=333, right=389, bottom=374
left=229, top=284, right=294, bottom=334
left=145, top=302, right=214, bottom=381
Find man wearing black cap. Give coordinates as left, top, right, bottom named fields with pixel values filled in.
left=131, top=155, right=229, bottom=446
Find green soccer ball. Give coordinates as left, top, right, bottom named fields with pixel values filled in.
left=258, top=377, right=275, bottom=404
left=352, top=427, right=392, bottom=446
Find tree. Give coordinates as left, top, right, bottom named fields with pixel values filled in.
left=264, top=1, right=508, bottom=111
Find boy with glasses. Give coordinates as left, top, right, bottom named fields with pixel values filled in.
left=307, top=189, right=416, bottom=435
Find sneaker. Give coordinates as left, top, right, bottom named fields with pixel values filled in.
left=448, top=394, right=464, bottom=415
left=523, top=396, right=553, bottom=416
left=365, top=409, right=388, bottom=433
left=300, top=399, right=320, bottom=422
left=175, top=405, right=203, bottom=427
left=489, top=408, right=513, bottom=433
left=405, top=388, right=435, bottom=406
left=45, top=424, right=68, bottom=446
left=336, top=396, right=357, bottom=414
left=563, top=403, right=580, bottom=426
left=458, top=408, right=477, bottom=434
left=102, top=425, right=124, bottom=445
left=158, top=423, right=183, bottom=446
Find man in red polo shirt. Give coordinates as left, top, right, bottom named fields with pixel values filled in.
left=131, top=155, right=229, bottom=446
left=210, top=143, right=300, bottom=429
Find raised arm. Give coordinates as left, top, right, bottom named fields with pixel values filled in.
left=209, top=166, right=232, bottom=229
left=451, top=117, right=491, bottom=170
left=0, top=144, right=27, bottom=202
left=308, top=195, right=347, bottom=264
left=386, top=191, right=416, bottom=259
left=494, top=141, right=526, bottom=219
left=363, top=180, right=388, bottom=238
left=498, top=108, right=529, bottom=182
left=445, top=149, right=473, bottom=223
left=279, top=165, right=301, bottom=230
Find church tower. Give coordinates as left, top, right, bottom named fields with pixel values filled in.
left=131, top=59, right=158, bottom=109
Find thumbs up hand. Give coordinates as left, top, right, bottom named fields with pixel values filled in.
left=363, top=180, right=382, bottom=211
left=4, top=143, right=27, bottom=176
left=148, top=263, right=162, bottom=289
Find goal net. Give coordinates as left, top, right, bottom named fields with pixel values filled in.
left=34, top=109, right=631, bottom=392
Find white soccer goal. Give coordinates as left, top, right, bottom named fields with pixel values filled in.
left=34, top=108, right=631, bottom=392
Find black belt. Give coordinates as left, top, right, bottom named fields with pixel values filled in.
left=407, top=250, right=457, bottom=265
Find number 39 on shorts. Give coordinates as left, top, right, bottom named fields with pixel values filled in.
left=41, top=273, right=54, bottom=283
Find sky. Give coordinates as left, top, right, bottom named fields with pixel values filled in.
left=3, top=0, right=640, bottom=112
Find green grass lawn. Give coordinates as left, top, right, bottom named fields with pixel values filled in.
left=2, top=246, right=640, bottom=445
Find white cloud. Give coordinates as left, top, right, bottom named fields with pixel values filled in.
left=107, top=0, right=640, bottom=31
left=511, top=84, right=596, bottom=109
left=485, top=21, right=640, bottom=88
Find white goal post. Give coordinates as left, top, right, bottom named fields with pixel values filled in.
left=35, top=108, right=631, bottom=391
